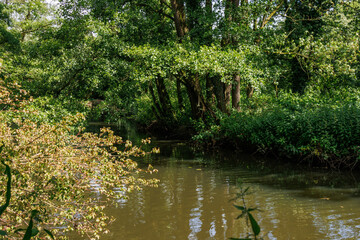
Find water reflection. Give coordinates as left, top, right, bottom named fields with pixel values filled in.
left=77, top=123, right=360, bottom=240
left=87, top=161, right=360, bottom=240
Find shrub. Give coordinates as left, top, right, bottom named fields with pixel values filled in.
left=0, top=80, right=159, bottom=239
left=220, top=104, right=360, bottom=168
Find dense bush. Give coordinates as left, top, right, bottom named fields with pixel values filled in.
left=194, top=93, right=360, bottom=169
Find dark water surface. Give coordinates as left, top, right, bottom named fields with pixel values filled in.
left=75, top=122, right=360, bottom=239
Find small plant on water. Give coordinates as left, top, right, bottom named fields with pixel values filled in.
left=230, top=179, right=263, bottom=240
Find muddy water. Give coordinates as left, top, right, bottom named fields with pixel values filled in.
left=80, top=122, right=360, bottom=240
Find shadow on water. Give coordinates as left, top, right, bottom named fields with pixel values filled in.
left=86, top=120, right=360, bottom=197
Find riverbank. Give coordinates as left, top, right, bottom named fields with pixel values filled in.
left=78, top=91, right=360, bottom=170
left=193, top=104, right=360, bottom=170
left=135, top=99, right=360, bottom=170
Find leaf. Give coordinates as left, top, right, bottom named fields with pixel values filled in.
left=0, top=161, right=11, bottom=217
left=233, top=205, right=245, bottom=210
left=247, top=208, right=257, bottom=212
left=44, top=229, right=55, bottom=239
left=23, top=217, right=33, bottom=240
left=248, top=213, right=260, bottom=236
left=236, top=212, right=246, bottom=219
left=31, top=228, right=39, bottom=237
left=0, top=230, right=7, bottom=236
left=31, top=210, right=42, bottom=222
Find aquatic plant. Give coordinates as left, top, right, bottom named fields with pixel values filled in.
left=230, top=179, right=262, bottom=240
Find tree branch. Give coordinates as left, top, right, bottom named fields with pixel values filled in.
left=136, top=3, right=174, bottom=21
left=21, top=23, right=53, bottom=35
left=261, top=0, right=284, bottom=29
left=160, top=0, right=171, bottom=9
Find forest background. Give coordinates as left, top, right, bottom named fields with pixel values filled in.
left=2, top=0, right=360, bottom=167
left=0, top=0, right=360, bottom=238
left=1, top=0, right=360, bottom=166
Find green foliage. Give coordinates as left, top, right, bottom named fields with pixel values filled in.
left=25, top=96, right=89, bottom=124
left=192, top=89, right=360, bottom=168
left=218, top=93, right=360, bottom=168
left=1, top=0, right=360, bottom=167
left=0, top=156, right=11, bottom=217
left=0, top=3, right=20, bottom=53
left=0, top=80, right=159, bottom=239
left=1, top=0, right=359, bottom=238
left=230, top=180, right=262, bottom=240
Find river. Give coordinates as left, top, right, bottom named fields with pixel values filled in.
left=72, top=122, right=360, bottom=239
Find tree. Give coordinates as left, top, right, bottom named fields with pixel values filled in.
left=0, top=2, right=20, bottom=54
left=6, top=0, right=359, bottom=128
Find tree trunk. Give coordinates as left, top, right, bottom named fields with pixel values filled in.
left=246, top=83, right=254, bottom=98
left=185, top=75, right=215, bottom=120
left=149, top=81, right=164, bottom=118
left=203, top=0, right=213, bottom=45
left=205, top=74, right=216, bottom=108
left=176, top=78, right=183, bottom=110
left=232, top=75, right=241, bottom=111
left=224, top=83, right=232, bottom=112
left=155, top=77, right=173, bottom=118
left=211, top=76, right=226, bottom=113
left=185, top=76, right=204, bottom=119
left=186, top=86, right=202, bottom=119
left=170, top=0, right=187, bottom=40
